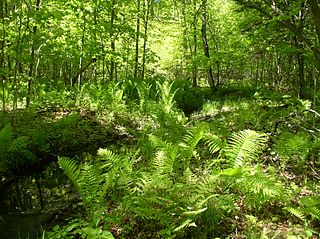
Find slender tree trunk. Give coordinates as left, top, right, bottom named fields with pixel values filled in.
left=26, top=0, right=40, bottom=107
left=192, top=0, right=197, bottom=87
left=78, top=14, right=86, bottom=90
left=13, top=2, right=22, bottom=128
left=274, top=49, right=280, bottom=89
left=141, top=0, right=151, bottom=80
left=297, top=52, right=305, bottom=97
left=201, top=0, right=216, bottom=91
left=308, top=0, right=320, bottom=44
left=109, top=0, right=116, bottom=81
left=216, top=60, right=220, bottom=87
left=0, top=0, right=5, bottom=111
left=181, top=0, right=189, bottom=80
left=295, top=6, right=305, bottom=97
left=35, top=176, right=44, bottom=209
left=134, top=0, right=141, bottom=78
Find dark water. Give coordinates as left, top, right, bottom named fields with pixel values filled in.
left=0, top=163, right=72, bottom=239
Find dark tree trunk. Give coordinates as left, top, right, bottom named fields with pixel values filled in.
left=27, top=0, right=41, bottom=108
left=192, top=0, right=198, bottom=87
left=201, top=0, right=216, bottom=91
left=141, top=0, right=151, bottom=80
left=134, top=0, right=140, bottom=78
left=109, top=0, right=116, bottom=81
left=0, top=0, right=5, bottom=111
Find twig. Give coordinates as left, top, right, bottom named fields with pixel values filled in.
left=307, top=108, right=320, bottom=117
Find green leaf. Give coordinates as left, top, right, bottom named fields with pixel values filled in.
left=183, top=207, right=207, bottom=215
left=173, top=219, right=196, bottom=232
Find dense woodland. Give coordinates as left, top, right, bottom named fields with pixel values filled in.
left=0, top=0, right=320, bottom=238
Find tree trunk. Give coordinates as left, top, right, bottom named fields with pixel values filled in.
left=109, top=0, right=116, bottom=81
left=78, top=14, right=86, bottom=90
left=134, top=0, right=141, bottom=78
left=201, top=0, right=216, bottom=91
left=141, top=0, right=151, bottom=80
left=192, top=0, right=198, bottom=87
left=26, top=0, right=40, bottom=108
left=12, top=2, right=22, bottom=128
left=308, top=0, right=320, bottom=44
left=0, top=0, right=5, bottom=111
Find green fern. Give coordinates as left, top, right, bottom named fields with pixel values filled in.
left=0, top=125, right=14, bottom=157
left=180, top=126, right=205, bottom=159
left=58, top=157, right=80, bottom=190
left=205, top=133, right=226, bottom=155
left=156, top=81, right=178, bottom=114
left=286, top=196, right=320, bottom=222
left=226, top=129, right=268, bottom=167
left=300, top=196, right=320, bottom=220
left=58, top=156, right=116, bottom=227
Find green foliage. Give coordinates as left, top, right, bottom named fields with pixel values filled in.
left=0, top=125, right=14, bottom=153
left=46, top=219, right=115, bottom=239
left=275, top=131, right=311, bottom=165
left=58, top=156, right=114, bottom=222
left=226, top=130, right=268, bottom=167
left=175, top=84, right=211, bottom=115
left=0, top=125, right=14, bottom=175
left=118, top=127, right=283, bottom=237
left=0, top=125, right=37, bottom=177
left=286, top=196, right=320, bottom=223
left=156, top=81, right=178, bottom=114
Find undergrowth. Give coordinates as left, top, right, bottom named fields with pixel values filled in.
left=1, top=79, right=319, bottom=238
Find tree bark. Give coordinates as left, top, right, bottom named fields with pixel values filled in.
left=141, top=0, right=151, bottom=80
left=109, top=0, right=116, bottom=81
left=192, top=0, right=198, bottom=87
left=0, top=0, right=5, bottom=111
left=201, top=0, right=216, bottom=91
left=77, top=13, right=86, bottom=90
left=308, top=0, right=320, bottom=44
left=134, top=0, right=141, bottom=78
left=26, top=0, right=40, bottom=107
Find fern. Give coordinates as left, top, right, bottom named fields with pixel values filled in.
left=156, top=81, right=178, bottom=114
left=286, top=196, right=320, bottom=223
left=97, top=148, right=123, bottom=171
left=58, top=156, right=116, bottom=227
left=226, top=129, right=268, bottom=167
left=122, top=128, right=280, bottom=237
left=180, top=126, right=205, bottom=159
left=286, top=207, right=306, bottom=220
left=205, top=133, right=226, bottom=155
left=58, top=157, right=80, bottom=190
left=237, top=168, right=282, bottom=206
left=300, top=196, right=320, bottom=220
left=0, top=125, right=14, bottom=157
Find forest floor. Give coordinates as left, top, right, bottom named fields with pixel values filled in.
left=0, top=81, right=319, bottom=238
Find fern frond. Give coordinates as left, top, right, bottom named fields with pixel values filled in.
left=205, top=134, right=225, bottom=155
left=152, top=146, right=177, bottom=175
left=237, top=168, right=282, bottom=203
left=0, top=125, right=14, bottom=156
left=97, top=148, right=122, bottom=171
left=179, top=126, right=205, bottom=161
left=300, top=196, right=320, bottom=220
left=285, top=207, right=306, bottom=220
left=156, top=81, right=178, bottom=113
left=58, top=157, right=80, bottom=189
left=226, top=130, right=268, bottom=167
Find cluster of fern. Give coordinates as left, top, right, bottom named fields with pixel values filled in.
left=47, top=80, right=320, bottom=238
left=56, top=126, right=289, bottom=238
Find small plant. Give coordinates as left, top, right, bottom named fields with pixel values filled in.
left=286, top=195, right=320, bottom=228
left=56, top=150, right=122, bottom=238
left=156, top=81, right=178, bottom=114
